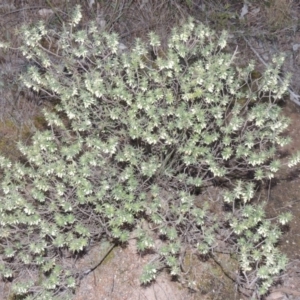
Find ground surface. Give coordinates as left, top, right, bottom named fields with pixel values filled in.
left=2, top=1, right=300, bottom=299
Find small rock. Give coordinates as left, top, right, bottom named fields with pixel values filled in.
left=292, top=44, right=300, bottom=52
left=266, top=291, right=286, bottom=300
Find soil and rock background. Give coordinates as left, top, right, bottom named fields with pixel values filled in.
left=1, top=1, right=300, bottom=299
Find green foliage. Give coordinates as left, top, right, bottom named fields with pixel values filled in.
left=0, top=6, right=295, bottom=298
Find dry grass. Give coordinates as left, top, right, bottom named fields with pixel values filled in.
left=93, top=0, right=187, bottom=48
left=263, top=0, right=295, bottom=32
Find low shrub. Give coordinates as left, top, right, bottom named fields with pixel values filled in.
left=0, top=6, right=297, bottom=298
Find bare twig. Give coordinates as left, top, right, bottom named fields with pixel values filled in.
left=79, top=243, right=116, bottom=279
left=45, top=0, right=64, bottom=25
left=1, top=6, right=45, bottom=18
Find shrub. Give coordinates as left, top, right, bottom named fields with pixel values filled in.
left=0, top=5, right=295, bottom=298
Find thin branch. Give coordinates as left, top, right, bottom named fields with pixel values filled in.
left=45, top=0, right=64, bottom=25
left=78, top=243, right=116, bottom=279
left=1, top=6, right=45, bottom=18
